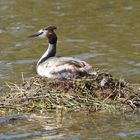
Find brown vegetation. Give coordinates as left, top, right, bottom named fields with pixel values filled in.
left=0, top=72, right=140, bottom=114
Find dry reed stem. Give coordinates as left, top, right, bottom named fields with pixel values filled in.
left=0, top=73, right=140, bottom=113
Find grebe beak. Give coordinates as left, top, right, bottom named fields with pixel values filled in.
left=28, top=29, right=48, bottom=38
left=28, top=32, right=43, bottom=38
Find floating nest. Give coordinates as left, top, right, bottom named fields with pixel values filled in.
left=0, top=72, right=140, bottom=114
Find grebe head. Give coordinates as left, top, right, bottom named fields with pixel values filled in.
left=28, top=25, right=57, bottom=38
left=29, top=25, right=57, bottom=44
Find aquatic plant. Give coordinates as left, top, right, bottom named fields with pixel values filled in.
left=0, top=72, right=140, bottom=114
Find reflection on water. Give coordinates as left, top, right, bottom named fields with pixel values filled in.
left=0, top=0, right=140, bottom=139
left=0, top=112, right=140, bottom=140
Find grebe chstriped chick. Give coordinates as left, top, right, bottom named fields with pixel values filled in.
left=29, top=25, right=96, bottom=78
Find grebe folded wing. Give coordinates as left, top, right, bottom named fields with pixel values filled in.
left=37, top=56, right=93, bottom=78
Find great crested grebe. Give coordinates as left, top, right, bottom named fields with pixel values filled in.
left=29, top=25, right=96, bottom=78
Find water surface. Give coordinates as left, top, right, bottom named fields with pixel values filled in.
left=0, top=0, right=140, bottom=87
left=0, top=0, right=140, bottom=139
left=0, top=112, right=140, bottom=140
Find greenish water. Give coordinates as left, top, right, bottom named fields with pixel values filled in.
left=0, top=112, right=140, bottom=140
left=0, top=0, right=140, bottom=139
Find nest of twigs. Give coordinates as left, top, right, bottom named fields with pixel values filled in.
left=0, top=72, right=140, bottom=113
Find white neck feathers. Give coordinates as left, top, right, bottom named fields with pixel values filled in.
left=37, top=43, right=56, bottom=65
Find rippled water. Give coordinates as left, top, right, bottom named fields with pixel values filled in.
left=0, top=112, right=140, bottom=140
left=0, top=0, right=140, bottom=87
left=0, top=0, right=140, bottom=139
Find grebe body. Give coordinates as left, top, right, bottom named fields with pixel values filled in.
left=29, top=25, right=95, bottom=78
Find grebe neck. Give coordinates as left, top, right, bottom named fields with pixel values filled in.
left=37, top=43, right=56, bottom=66
left=37, top=31, right=57, bottom=66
